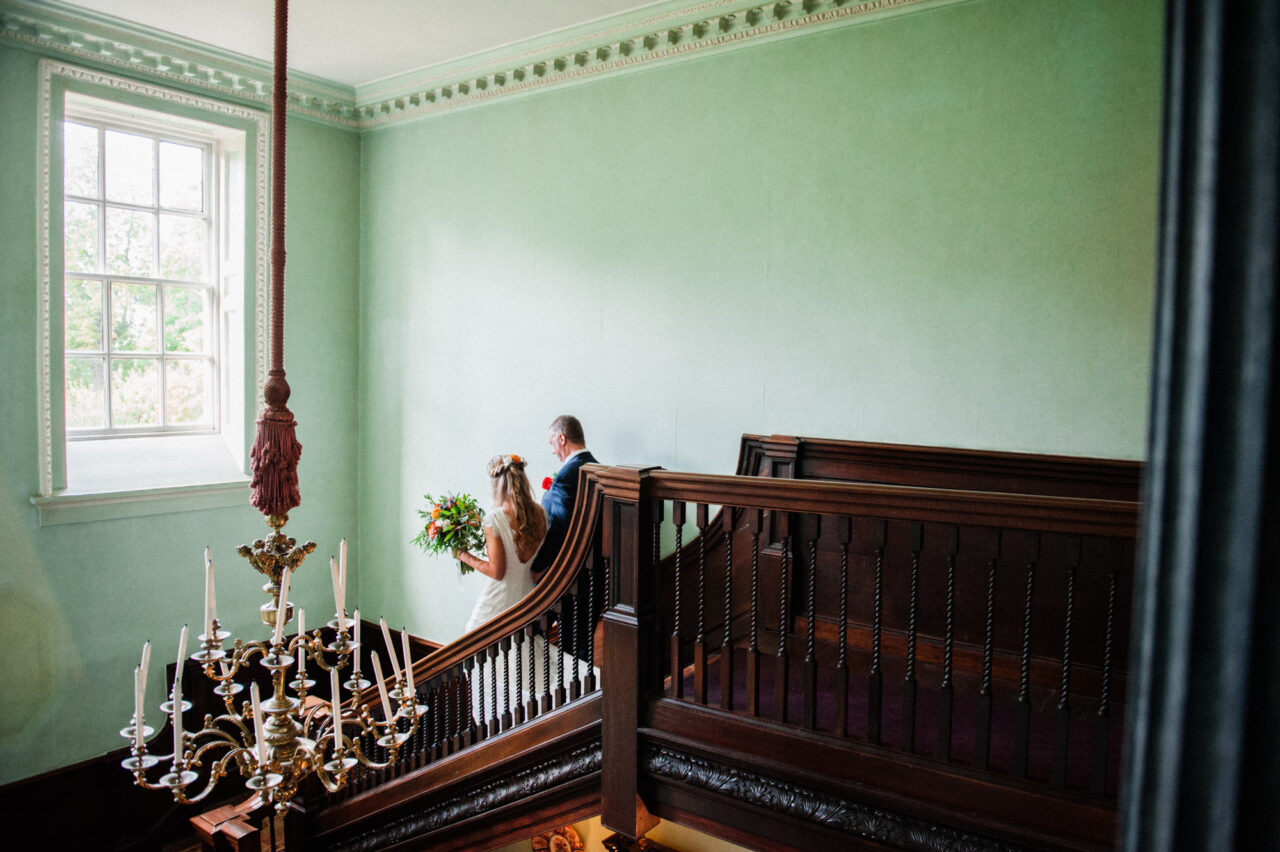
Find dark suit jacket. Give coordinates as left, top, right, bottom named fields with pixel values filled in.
left=532, top=450, right=597, bottom=576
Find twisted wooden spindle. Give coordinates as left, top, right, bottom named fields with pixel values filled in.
left=974, top=528, right=1001, bottom=770
left=1092, top=555, right=1120, bottom=796
left=902, top=522, right=923, bottom=753
left=774, top=518, right=791, bottom=725
left=1052, top=536, right=1081, bottom=787
left=1013, top=532, right=1040, bottom=779
left=868, top=519, right=886, bottom=745
left=747, top=508, right=762, bottom=717
left=670, top=501, right=686, bottom=699
left=937, top=526, right=959, bottom=760
left=720, top=508, right=735, bottom=711
left=803, top=515, right=820, bottom=730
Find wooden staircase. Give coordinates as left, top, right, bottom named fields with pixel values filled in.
left=234, top=436, right=1140, bottom=851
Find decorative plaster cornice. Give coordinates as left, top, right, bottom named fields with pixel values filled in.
left=0, top=0, right=359, bottom=128
left=353, top=0, right=961, bottom=129
left=644, top=744, right=1022, bottom=852
left=2, top=0, right=961, bottom=131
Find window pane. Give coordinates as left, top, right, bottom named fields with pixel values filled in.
left=164, top=285, right=210, bottom=353
left=110, top=358, right=160, bottom=426
left=160, top=214, right=205, bottom=281
left=63, top=122, right=99, bottom=197
left=65, top=357, right=106, bottom=429
left=165, top=359, right=211, bottom=426
left=159, top=141, right=203, bottom=211
left=111, top=282, right=158, bottom=352
left=104, top=130, right=154, bottom=205
left=64, top=201, right=100, bottom=274
left=65, top=278, right=103, bottom=351
left=105, top=207, right=157, bottom=277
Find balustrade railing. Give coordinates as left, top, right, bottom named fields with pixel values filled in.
left=639, top=470, right=1137, bottom=799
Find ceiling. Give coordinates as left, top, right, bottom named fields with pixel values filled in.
left=53, top=0, right=663, bottom=88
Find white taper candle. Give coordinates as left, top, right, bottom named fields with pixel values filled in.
left=371, top=652, right=394, bottom=724
left=379, top=618, right=402, bottom=683
left=353, top=610, right=362, bottom=675
left=296, top=608, right=306, bottom=675
left=203, top=548, right=211, bottom=639
left=171, top=670, right=183, bottom=763
left=175, top=625, right=188, bottom=685
left=204, top=546, right=217, bottom=637
left=329, top=666, right=342, bottom=745
left=329, top=556, right=342, bottom=625
left=208, top=548, right=217, bottom=625
left=400, top=628, right=415, bottom=695
left=251, top=681, right=267, bottom=765
left=133, top=666, right=144, bottom=751
left=339, top=538, right=348, bottom=613
left=173, top=625, right=187, bottom=763
left=273, top=568, right=291, bottom=648
left=140, top=640, right=151, bottom=696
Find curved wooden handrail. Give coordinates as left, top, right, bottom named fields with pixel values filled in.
left=382, top=464, right=614, bottom=705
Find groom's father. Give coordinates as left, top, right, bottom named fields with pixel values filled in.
left=533, top=415, right=597, bottom=579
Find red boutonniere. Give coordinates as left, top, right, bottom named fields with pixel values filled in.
left=541, top=474, right=555, bottom=490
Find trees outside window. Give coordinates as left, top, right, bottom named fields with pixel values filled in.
left=62, top=115, right=218, bottom=435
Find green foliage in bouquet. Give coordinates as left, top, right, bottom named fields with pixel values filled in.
left=413, top=492, right=486, bottom=574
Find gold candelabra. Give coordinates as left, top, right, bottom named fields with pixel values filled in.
left=120, top=515, right=424, bottom=811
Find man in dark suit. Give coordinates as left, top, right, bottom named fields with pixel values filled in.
left=532, top=415, right=597, bottom=580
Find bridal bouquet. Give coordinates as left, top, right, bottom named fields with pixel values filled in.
left=413, top=492, right=486, bottom=575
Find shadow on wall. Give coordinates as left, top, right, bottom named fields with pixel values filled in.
left=0, top=470, right=83, bottom=773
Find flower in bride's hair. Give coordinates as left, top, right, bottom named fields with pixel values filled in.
left=510, top=454, right=522, bottom=465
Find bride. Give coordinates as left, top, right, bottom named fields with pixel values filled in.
left=456, top=454, right=548, bottom=632
left=454, top=453, right=594, bottom=724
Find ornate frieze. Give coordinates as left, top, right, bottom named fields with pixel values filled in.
left=643, top=745, right=1023, bottom=852
left=330, top=740, right=603, bottom=852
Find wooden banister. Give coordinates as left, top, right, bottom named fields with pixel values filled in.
left=647, top=470, right=1139, bottom=537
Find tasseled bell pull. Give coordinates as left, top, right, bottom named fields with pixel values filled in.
left=249, top=371, right=302, bottom=517
left=250, top=0, right=302, bottom=519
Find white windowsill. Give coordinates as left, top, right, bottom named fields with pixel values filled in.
left=32, top=434, right=251, bottom=526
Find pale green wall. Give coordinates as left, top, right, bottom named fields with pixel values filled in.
left=357, top=0, right=1164, bottom=641
left=0, top=44, right=362, bottom=784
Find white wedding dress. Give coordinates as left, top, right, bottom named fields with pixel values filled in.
left=464, top=504, right=541, bottom=632
left=464, top=503, right=592, bottom=724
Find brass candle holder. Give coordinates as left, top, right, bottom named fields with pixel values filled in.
left=121, top=516, right=425, bottom=811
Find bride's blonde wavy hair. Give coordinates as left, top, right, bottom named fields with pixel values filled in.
left=487, top=454, right=547, bottom=556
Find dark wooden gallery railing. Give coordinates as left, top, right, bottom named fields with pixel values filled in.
left=288, top=436, right=1140, bottom=852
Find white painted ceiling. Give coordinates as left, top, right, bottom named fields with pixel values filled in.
left=54, top=0, right=664, bottom=88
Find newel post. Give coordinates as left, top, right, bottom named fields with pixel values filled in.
left=600, top=465, right=663, bottom=841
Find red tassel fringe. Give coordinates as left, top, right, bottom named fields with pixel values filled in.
left=250, top=408, right=302, bottom=517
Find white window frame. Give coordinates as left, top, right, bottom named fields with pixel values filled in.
left=34, top=61, right=269, bottom=525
